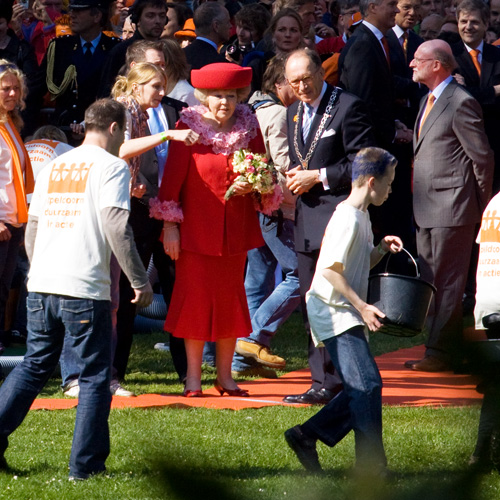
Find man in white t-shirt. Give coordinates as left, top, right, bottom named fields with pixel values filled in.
left=0, top=99, right=153, bottom=480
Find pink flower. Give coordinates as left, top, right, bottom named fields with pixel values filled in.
left=248, top=166, right=256, bottom=173
left=262, top=158, right=268, bottom=163
left=245, top=154, right=254, bottom=160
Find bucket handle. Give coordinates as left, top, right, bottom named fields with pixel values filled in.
left=383, top=247, right=420, bottom=278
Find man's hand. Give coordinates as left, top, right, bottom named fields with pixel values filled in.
left=32, top=0, right=52, bottom=26
left=131, top=281, right=154, bottom=308
left=394, top=120, right=413, bottom=143
left=360, top=303, right=385, bottom=331
left=0, top=222, right=12, bottom=242
left=286, top=166, right=320, bottom=195
left=380, top=235, right=403, bottom=253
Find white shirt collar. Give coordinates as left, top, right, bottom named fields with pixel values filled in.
left=362, top=20, right=385, bottom=40
left=196, top=37, right=218, bottom=51
left=464, top=40, right=484, bottom=64
left=392, top=24, right=405, bottom=41
left=431, top=75, right=453, bottom=101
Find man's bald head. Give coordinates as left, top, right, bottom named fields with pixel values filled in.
left=421, top=39, right=457, bottom=71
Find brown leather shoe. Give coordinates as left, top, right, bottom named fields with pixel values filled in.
left=405, top=356, right=451, bottom=372
left=235, top=340, right=286, bottom=368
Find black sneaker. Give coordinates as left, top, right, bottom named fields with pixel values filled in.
left=284, top=425, right=322, bottom=472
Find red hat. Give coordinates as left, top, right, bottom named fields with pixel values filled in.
left=191, top=63, right=252, bottom=90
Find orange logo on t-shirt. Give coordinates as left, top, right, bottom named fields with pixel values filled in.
left=48, top=162, right=92, bottom=194
left=479, top=209, right=500, bottom=243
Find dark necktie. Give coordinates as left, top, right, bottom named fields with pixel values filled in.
left=84, top=42, right=93, bottom=60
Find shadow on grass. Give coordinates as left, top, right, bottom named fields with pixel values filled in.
left=147, top=458, right=492, bottom=500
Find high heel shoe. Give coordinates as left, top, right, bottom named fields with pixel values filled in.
left=183, top=388, right=203, bottom=397
left=214, top=381, right=249, bottom=397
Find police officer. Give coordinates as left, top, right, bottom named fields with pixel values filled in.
left=40, top=0, right=120, bottom=127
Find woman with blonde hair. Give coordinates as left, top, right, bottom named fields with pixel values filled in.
left=0, top=60, right=33, bottom=353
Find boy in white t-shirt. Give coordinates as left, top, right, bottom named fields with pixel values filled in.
left=285, top=147, right=403, bottom=475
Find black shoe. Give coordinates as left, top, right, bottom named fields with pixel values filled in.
left=0, top=454, right=7, bottom=471
left=283, top=387, right=338, bottom=405
left=284, top=425, right=322, bottom=472
left=0, top=342, right=4, bottom=356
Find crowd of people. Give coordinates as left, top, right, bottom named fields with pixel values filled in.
left=0, top=0, right=498, bottom=480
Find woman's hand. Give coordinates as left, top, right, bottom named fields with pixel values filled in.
left=32, top=0, right=52, bottom=26
left=11, top=3, right=26, bottom=34
left=163, top=223, right=180, bottom=260
left=0, top=222, right=12, bottom=242
left=169, top=129, right=199, bottom=146
left=231, top=180, right=253, bottom=196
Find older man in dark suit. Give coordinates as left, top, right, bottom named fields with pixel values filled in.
left=406, top=39, right=494, bottom=372
left=283, top=48, right=375, bottom=405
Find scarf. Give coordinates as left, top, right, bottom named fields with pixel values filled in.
left=0, top=117, right=34, bottom=223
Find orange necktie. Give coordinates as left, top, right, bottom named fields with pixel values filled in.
left=402, top=31, right=409, bottom=61
left=470, top=49, right=481, bottom=77
left=381, top=36, right=391, bottom=67
left=418, top=94, right=435, bottom=137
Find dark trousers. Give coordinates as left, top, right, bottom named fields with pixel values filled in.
left=297, top=249, right=341, bottom=392
left=114, top=199, right=186, bottom=381
left=416, top=224, right=476, bottom=365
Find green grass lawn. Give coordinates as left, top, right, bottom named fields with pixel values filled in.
left=0, top=312, right=499, bottom=499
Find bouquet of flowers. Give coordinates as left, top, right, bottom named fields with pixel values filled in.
left=225, top=149, right=283, bottom=215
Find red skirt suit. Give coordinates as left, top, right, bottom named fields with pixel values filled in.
left=151, top=104, right=265, bottom=341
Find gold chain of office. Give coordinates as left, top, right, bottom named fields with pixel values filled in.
left=293, top=87, right=338, bottom=170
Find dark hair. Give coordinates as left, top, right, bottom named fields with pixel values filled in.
left=352, top=147, right=397, bottom=184
left=193, top=2, right=227, bottom=36
left=234, top=4, right=272, bottom=42
left=84, top=99, right=126, bottom=132
left=0, top=3, right=13, bottom=23
left=166, top=2, right=193, bottom=30
left=126, top=40, right=164, bottom=67
left=456, top=0, right=490, bottom=25
left=272, top=0, right=315, bottom=16
left=32, top=125, right=69, bottom=143
left=262, top=55, right=288, bottom=94
left=337, top=0, right=360, bottom=14
left=129, top=0, right=167, bottom=25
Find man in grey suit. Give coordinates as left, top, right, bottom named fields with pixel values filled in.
left=405, top=39, right=494, bottom=372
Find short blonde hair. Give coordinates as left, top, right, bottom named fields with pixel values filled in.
left=0, top=60, right=27, bottom=130
left=111, top=62, right=167, bottom=99
left=194, top=86, right=251, bottom=105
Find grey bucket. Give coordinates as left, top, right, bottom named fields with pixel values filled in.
left=368, top=247, right=436, bottom=337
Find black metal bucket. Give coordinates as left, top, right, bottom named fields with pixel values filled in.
left=368, top=248, right=436, bottom=337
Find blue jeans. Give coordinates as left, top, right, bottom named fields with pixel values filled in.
left=0, top=293, right=112, bottom=478
left=301, top=326, right=386, bottom=469
left=232, top=215, right=300, bottom=372
left=60, top=255, right=120, bottom=387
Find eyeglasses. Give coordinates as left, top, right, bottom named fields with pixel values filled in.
left=287, top=75, right=315, bottom=89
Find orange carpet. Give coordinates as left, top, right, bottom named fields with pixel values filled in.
left=29, top=344, right=482, bottom=412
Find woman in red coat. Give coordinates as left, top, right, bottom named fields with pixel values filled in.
left=150, top=63, right=266, bottom=397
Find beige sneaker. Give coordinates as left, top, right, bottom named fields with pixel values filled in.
left=63, top=384, right=80, bottom=398
left=110, top=381, right=136, bottom=397
left=235, top=340, right=286, bottom=368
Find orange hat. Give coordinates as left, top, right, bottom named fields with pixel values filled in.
left=174, top=18, right=196, bottom=39
left=191, top=63, right=252, bottom=90
left=347, top=12, right=362, bottom=28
